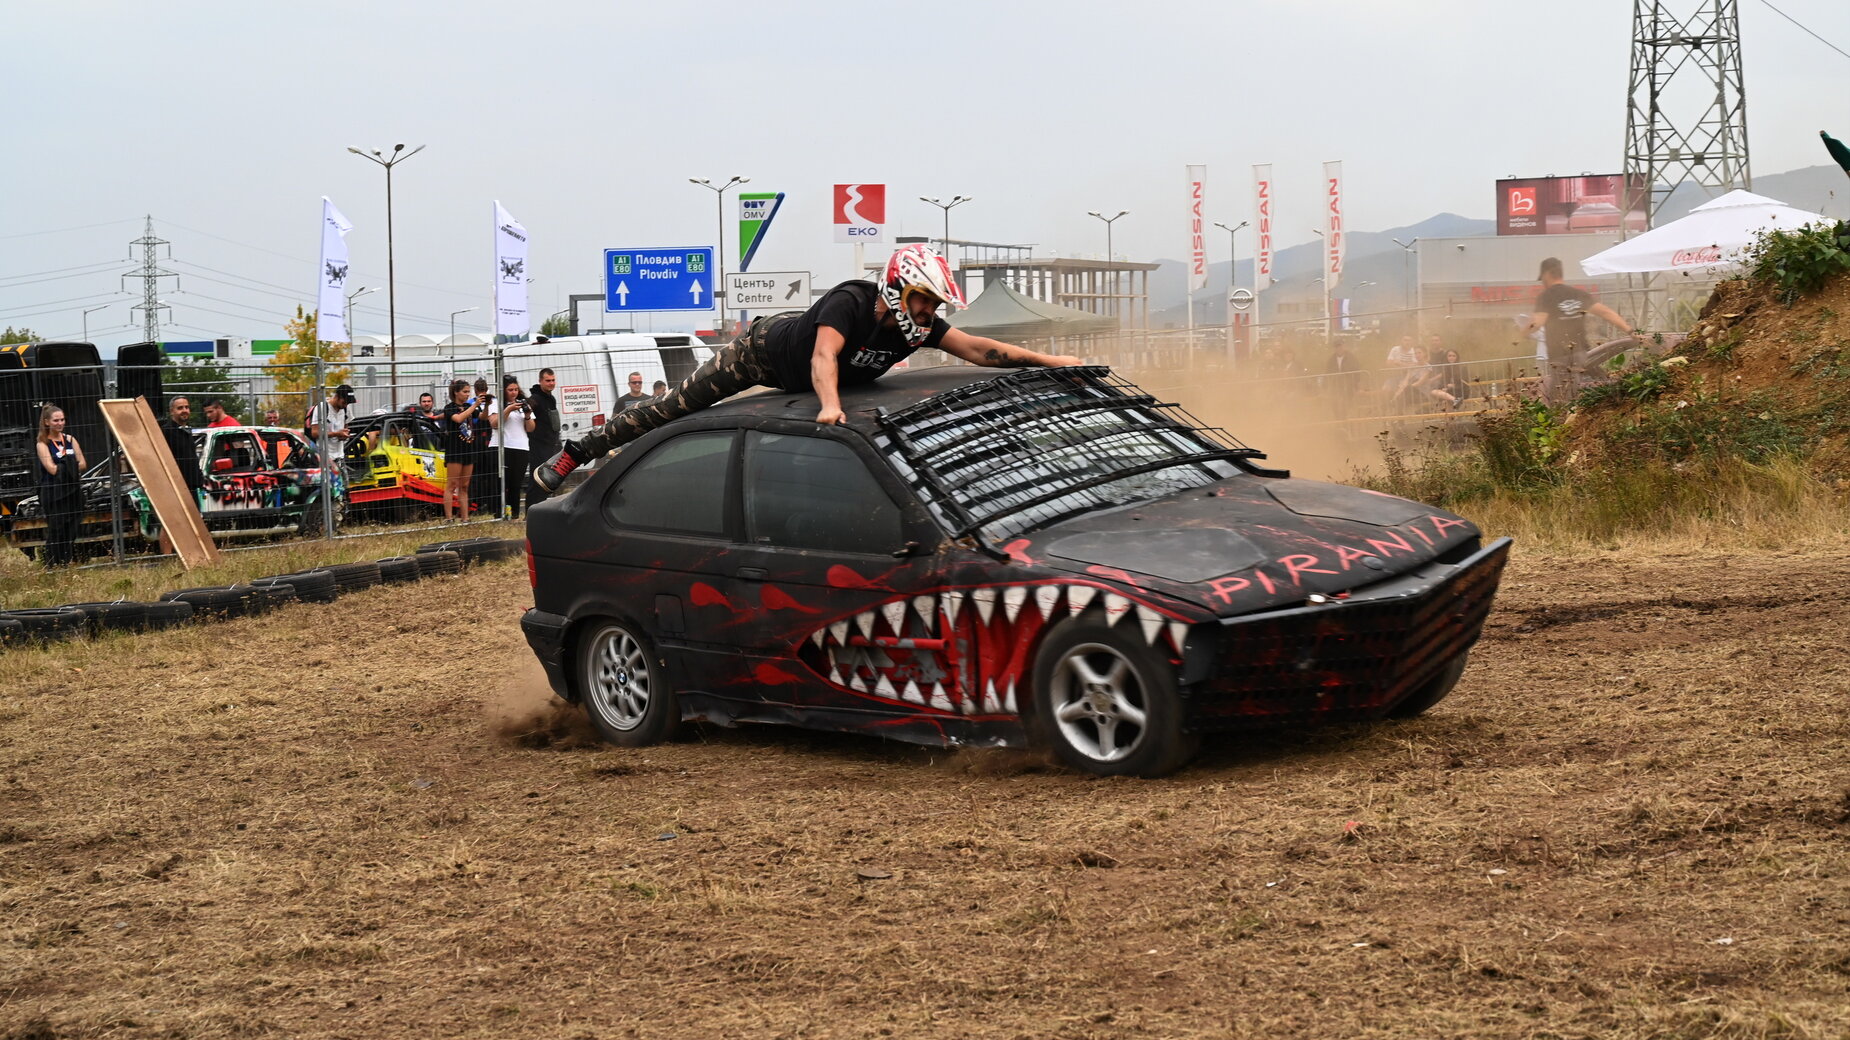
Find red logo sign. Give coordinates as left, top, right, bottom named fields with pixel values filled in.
left=1672, top=246, right=1723, bottom=267
left=833, top=184, right=885, bottom=225
left=1507, top=186, right=1537, bottom=215
left=1325, top=177, right=1344, bottom=278
left=1255, top=179, right=1272, bottom=280
left=1189, top=179, right=1205, bottom=278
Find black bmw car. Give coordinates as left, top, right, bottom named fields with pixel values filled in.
left=522, top=366, right=1509, bottom=777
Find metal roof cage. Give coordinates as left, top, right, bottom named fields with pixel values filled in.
left=873, top=365, right=1271, bottom=548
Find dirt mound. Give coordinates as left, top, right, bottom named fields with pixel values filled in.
left=1566, top=270, right=1850, bottom=480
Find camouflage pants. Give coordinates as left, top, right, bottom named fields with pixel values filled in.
left=580, top=313, right=797, bottom=458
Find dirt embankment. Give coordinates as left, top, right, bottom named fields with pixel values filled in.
left=2, top=550, right=1848, bottom=1039
left=1568, top=271, right=1850, bottom=479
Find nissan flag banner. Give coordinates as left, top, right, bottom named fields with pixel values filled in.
left=833, top=183, right=886, bottom=243
left=1186, top=164, right=1207, bottom=293
left=493, top=201, right=529, bottom=338
left=1253, top=164, right=1274, bottom=294
left=1322, top=160, right=1345, bottom=293
left=316, top=197, right=354, bottom=343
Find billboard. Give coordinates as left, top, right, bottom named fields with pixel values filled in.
left=833, top=184, right=885, bottom=243
left=1496, top=174, right=1647, bottom=236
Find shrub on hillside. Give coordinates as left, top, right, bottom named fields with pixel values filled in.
left=1746, top=221, right=1850, bottom=305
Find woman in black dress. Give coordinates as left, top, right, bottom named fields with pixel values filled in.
left=35, top=404, right=86, bottom=566
left=440, top=379, right=483, bottom=519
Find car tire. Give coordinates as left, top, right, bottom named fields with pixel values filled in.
left=297, top=487, right=345, bottom=537
left=0, top=607, right=89, bottom=644
left=159, top=586, right=265, bottom=621
left=1387, top=653, right=1470, bottom=719
left=144, top=601, right=195, bottom=630
left=417, top=537, right=502, bottom=566
left=66, top=600, right=152, bottom=635
left=1029, top=611, right=1198, bottom=778
left=253, top=584, right=298, bottom=610
left=375, top=555, right=422, bottom=584
left=0, top=617, right=24, bottom=645
left=252, top=570, right=339, bottom=604
left=324, top=561, right=382, bottom=593
left=413, top=549, right=465, bottom=577
left=575, top=617, right=678, bottom=747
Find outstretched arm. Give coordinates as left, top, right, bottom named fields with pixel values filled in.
left=1588, top=302, right=1634, bottom=335
left=937, top=327, right=1083, bottom=368
left=810, top=325, right=848, bottom=425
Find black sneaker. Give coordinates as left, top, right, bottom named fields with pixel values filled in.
left=534, top=441, right=590, bottom=493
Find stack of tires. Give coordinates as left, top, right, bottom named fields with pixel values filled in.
left=0, top=538, right=525, bottom=650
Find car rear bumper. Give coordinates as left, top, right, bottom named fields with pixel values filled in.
left=521, top=608, right=573, bottom=699
left=1182, top=537, right=1512, bottom=730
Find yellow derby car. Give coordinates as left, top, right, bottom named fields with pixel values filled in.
left=340, top=412, right=454, bottom=517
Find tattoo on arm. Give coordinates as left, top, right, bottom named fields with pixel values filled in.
left=984, top=348, right=1005, bottom=363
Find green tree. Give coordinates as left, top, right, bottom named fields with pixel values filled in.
left=1, top=325, right=41, bottom=345
left=539, top=312, right=572, bottom=338
left=264, top=306, right=351, bottom=416
left=160, top=357, right=253, bottom=420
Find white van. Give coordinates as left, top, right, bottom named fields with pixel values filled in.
left=495, top=334, right=713, bottom=442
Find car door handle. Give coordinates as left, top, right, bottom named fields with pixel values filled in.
left=736, top=567, right=767, bottom=579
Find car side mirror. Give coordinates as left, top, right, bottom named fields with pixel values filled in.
left=212, top=458, right=234, bottom=473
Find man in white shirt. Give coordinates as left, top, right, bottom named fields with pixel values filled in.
left=307, top=384, right=357, bottom=462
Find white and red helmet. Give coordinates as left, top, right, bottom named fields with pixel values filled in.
left=881, top=244, right=965, bottom=346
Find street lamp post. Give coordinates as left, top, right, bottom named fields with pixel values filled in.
left=1391, top=237, right=1419, bottom=337
left=690, top=176, right=748, bottom=335
left=450, top=307, right=478, bottom=352
left=347, top=143, right=426, bottom=406
left=80, top=304, right=110, bottom=344
left=1086, top=210, right=1128, bottom=261
left=1212, top=220, right=1247, bottom=360
left=919, top=195, right=972, bottom=264
left=344, top=286, right=377, bottom=351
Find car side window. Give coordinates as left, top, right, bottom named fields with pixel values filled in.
left=743, top=432, right=903, bottom=555
left=602, top=431, right=733, bottom=535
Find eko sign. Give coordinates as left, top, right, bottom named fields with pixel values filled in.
left=833, top=183, right=886, bottom=243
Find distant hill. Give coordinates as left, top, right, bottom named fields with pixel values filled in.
left=1659, top=164, right=1850, bottom=223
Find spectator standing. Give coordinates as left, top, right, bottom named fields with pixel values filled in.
left=489, top=373, right=535, bottom=518
left=440, top=379, right=484, bottom=520
left=651, top=379, right=668, bottom=401
left=414, top=393, right=437, bottom=418
left=202, top=399, right=240, bottom=428
left=307, top=384, right=357, bottom=462
left=35, top=404, right=86, bottom=567
left=616, top=372, right=650, bottom=412
left=1324, top=340, right=1363, bottom=420
left=262, top=408, right=282, bottom=426
left=158, top=397, right=206, bottom=499
left=1525, top=257, right=1633, bottom=403
left=524, top=368, right=561, bottom=506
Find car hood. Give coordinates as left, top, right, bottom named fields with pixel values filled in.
left=1010, top=477, right=1480, bottom=617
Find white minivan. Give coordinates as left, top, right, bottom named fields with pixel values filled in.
left=494, top=334, right=713, bottom=442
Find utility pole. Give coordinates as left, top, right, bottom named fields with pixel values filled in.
left=1623, top=0, right=1750, bottom=330
left=124, top=216, right=177, bottom=344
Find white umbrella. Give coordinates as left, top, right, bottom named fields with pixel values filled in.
left=1579, top=190, right=1831, bottom=277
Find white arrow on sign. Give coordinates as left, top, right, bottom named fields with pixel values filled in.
left=689, top=281, right=703, bottom=305
left=615, top=281, right=630, bottom=306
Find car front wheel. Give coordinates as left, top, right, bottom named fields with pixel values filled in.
left=1387, top=653, right=1469, bottom=719
left=575, top=618, right=677, bottom=747
left=1030, top=614, right=1196, bottom=778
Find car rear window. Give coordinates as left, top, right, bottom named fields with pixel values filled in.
left=874, top=366, right=1262, bottom=544
left=601, top=430, right=733, bottom=535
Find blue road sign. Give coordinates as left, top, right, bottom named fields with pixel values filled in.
left=603, top=247, right=714, bottom=312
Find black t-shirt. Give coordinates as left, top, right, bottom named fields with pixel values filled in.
left=1536, top=283, right=1595, bottom=350
left=440, top=402, right=474, bottom=457
left=764, top=280, right=949, bottom=392
left=615, top=392, right=651, bottom=413
left=158, top=417, right=204, bottom=491
left=526, top=387, right=560, bottom=453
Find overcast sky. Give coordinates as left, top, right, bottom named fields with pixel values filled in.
left=8, top=0, right=1850, bottom=348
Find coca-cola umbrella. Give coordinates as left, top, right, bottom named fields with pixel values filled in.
left=1579, top=189, right=1831, bottom=277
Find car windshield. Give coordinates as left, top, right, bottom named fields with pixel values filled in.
left=874, top=366, right=1263, bottom=544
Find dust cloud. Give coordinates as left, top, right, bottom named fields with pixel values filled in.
left=485, top=654, right=599, bottom=749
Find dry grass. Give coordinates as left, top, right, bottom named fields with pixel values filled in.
left=2, top=543, right=1848, bottom=1038
left=0, top=518, right=525, bottom=610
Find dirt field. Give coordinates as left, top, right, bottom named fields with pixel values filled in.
left=4, top=545, right=1848, bottom=1040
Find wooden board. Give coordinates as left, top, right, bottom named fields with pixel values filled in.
left=99, top=398, right=220, bottom=569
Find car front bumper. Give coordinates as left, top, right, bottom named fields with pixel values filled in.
left=1180, top=537, right=1512, bottom=729
left=521, top=608, right=572, bottom=700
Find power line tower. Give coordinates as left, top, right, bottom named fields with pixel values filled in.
left=124, top=215, right=178, bottom=344
left=1624, top=0, right=1751, bottom=223
left=1621, top=0, right=1750, bottom=331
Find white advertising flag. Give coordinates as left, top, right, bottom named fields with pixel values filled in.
left=1322, top=160, right=1345, bottom=293
left=1186, top=164, right=1207, bottom=293
left=493, top=201, right=530, bottom=339
left=1253, top=164, right=1274, bottom=294
left=316, top=197, right=354, bottom=343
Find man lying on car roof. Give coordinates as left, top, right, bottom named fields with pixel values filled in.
left=535, top=245, right=1084, bottom=492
